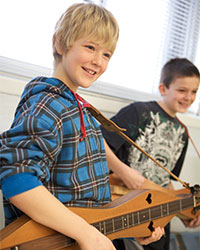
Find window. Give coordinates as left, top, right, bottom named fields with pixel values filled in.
left=0, top=0, right=200, bottom=113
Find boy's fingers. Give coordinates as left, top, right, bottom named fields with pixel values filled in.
left=135, top=227, right=164, bottom=245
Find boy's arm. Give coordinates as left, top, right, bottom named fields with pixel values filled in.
left=10, top=185, right=164, bottom=247
left=103, top=139, right=165, bottom=243
left=10, top=185, right=116, bottom=250
left=103, top=139, right=146, bottom=189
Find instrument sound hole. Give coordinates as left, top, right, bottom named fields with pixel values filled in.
left=148, top=221, right=154, bottom=232
left=146, top=193, right=152, bottom=204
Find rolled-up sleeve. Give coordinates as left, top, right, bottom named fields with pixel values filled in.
left=0, top=114, right=62, bottom=197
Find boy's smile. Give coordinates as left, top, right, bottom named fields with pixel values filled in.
left=158, top=76, right=200, bottom=117
left=54, top=38, right=112, bottom=92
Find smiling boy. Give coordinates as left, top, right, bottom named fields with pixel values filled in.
left=0, top=3, right=164, bottom=250
left=158, top=67, right=199, bottom=117
left=53, top=38, right=112, bottom=91
left=102, top=57, right=200, bottom=250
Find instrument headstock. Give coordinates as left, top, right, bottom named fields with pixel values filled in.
left=190, top=184, right=200, bottom=215
left=190, top=184, right=200, bottom=196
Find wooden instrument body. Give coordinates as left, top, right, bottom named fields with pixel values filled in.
left=1, top=187, right=199, bottom=250
left=109, top=173, right=200, bottom=220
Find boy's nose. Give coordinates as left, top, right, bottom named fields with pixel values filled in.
left=184, top=92, right=193, bottom=101
left=91, top=53, right=102, bottom=66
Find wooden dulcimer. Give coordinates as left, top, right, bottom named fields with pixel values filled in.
left=109, top=173, right=200, bottom=221
left=1, top=187, right=200, bottom=250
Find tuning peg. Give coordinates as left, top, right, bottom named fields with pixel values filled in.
left=190, top=184, right=200, bottom=195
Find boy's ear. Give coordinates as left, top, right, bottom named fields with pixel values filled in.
left=158, top=83, right=166, bottom=96
left=53, top=35, right=63, bottom=55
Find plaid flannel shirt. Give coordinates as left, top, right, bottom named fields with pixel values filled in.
left=0, top=77, right=111, bottom=225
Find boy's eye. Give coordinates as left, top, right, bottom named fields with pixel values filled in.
left=103, top=53, right=111, bottom=59
left=192, top=90, right=197, bottom=94
left=86, top=45, right=95, bottom=50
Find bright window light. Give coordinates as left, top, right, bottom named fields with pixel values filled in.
left=0, top=0, right=200, bottom=115
left=0, top=0, right=166, bottom=93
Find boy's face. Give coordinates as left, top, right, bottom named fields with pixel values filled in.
left=55, top=38, right=112, bottom=92
left=159, top=76, right=200, bottom=117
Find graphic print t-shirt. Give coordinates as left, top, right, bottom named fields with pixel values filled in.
left=102, top=101, right=188, bottom=188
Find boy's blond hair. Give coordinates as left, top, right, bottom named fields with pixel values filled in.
left=53, top=3, right=119, bottom=64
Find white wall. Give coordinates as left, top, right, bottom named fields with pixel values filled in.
left=0, top=67, right=200, bottom=234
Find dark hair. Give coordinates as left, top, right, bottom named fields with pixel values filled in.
left=160, top=58, right=200, bottom=88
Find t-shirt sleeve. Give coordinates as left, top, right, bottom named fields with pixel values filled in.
left=171, top=136, right=188, bottom=179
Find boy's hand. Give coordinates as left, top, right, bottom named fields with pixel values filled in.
left=182, top=214, right=200, bottom=228
left=118, top=167, right=146, bottom=189
left=135, top=227, right=165, bottom=245
left=77, top=225, right=116, bottom=250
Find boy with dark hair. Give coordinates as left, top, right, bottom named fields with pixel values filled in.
left=102, top=57, right=200, bottom=250
left=0, top=3, right=164, bottom=250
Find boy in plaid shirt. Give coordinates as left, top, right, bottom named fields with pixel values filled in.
left=0, top=3, right=164, bottom=249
